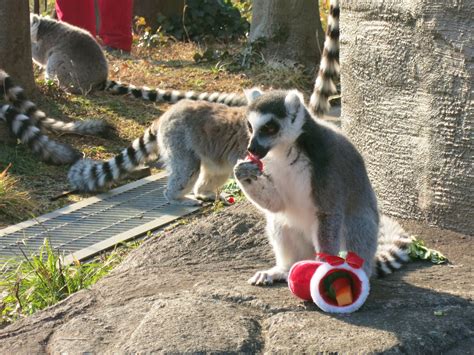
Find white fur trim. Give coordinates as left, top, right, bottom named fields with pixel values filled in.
left=310, top=262, right=370, bottom=313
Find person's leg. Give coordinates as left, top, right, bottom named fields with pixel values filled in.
left=55, top=0, right=96, bottom=36
left=98, top=0, right=133, bottom=52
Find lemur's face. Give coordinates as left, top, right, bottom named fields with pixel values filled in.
left=244, top=89, right=306, bottom=159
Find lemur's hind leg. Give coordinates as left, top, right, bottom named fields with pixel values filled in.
left=164, top=153, right=201, bottom=206
left=193, top=163, right=231, bottom=201
left=344, top=215, right=378, bottom=278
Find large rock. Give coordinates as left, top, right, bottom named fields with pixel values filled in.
left=340, top=0, right=473, bottom=234
left=0, top=203, right=473, bottom=353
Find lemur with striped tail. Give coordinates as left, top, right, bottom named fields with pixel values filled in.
left=0, top=70, right=113, bottom=137
left=0, top=104, right=80, bottom=165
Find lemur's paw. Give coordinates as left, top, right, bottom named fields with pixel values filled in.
left=195, top=192, right=217, bottom=202
left=167, top=196, right=203, bottom=206
left=234, top=161, right=262, bottom=184
left=248, top=267, right=288, bottom=286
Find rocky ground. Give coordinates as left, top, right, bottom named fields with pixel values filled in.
left=0, top=202, right=472, bottom=354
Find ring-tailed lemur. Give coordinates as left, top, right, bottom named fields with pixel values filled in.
left=233, top=88, right=411, bottom=284
left=233, top=0, right=411, bottom=283
left=0, top=70, right=113, bottom=137
left=104, top=1, right=340, bottom=110
left=0, top=104, right=80, bottom=165
left=30, top=14, right=108, bottom=95
left=68, top=98, right=251, bottom=204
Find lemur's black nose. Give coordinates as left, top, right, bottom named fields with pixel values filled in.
left=248, top=140, right=268, bottom=159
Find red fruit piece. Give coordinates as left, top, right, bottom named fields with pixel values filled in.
left=246, top=152, right=263, bottom=171
left=227, top=196, right=235, bottom=204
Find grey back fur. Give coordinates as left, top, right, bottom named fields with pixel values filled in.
left=30, top=14, right=108, bottom=94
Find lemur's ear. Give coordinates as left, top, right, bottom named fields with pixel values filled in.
left=30, top=13, right=39, bottom=24
left=244, top=87, right=263, bottom=103
left=284, top=90, right=305, bottom=114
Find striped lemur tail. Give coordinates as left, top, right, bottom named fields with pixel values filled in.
left=309, top=0, right=340, bottom=116
left=104, top=80, right=248, bottom=107
left=68, top=125, right=158, bottom=192
left=0, top=104, right=81, bottom=165
left=0, top=70, right=113, bottom=137
left=375, top=215, right=413, bottom=277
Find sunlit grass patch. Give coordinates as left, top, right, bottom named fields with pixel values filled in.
left=0, top=164, right=37, bottom=225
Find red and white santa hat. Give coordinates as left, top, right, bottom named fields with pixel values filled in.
left=288, top=252, right=370, bottom=313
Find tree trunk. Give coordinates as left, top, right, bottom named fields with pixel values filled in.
left=133, top=0, right=184, bottom=31
left=0, top=0, right=35, bottom=144
left=341, top=0, right=473, bottom=234
left=33, top=0, right=40, bottom=14
left=0, top=0, right=35, bottom=93
left=249, top=0, right=324, bottom=68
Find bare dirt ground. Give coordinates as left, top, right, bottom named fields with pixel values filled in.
left=0, top=202, right=472, bottom=353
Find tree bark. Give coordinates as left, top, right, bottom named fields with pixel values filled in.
left=249, top=0, right=324, bottom=68
left=0, top=0, right=35, bottom=93
left=341, top=0, right=473, bottom=234
left=133, top=0, right=184, bottom=31
left=34, top=0, right=40, bottom=14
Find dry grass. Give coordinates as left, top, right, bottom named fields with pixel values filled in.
left=0, top=164, right=37, bottom=225
left=0, top=40, right=316, bottom=229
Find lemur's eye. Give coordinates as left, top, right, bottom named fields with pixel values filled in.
left=260, top=121, right=279, bottom=136
left=247, top=121, right=253, bottom=133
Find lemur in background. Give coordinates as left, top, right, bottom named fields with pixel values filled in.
left=30, top=14, right=248, bottom=107
left=30, top=14, right=109, bottom=95
left=233, top=0, right=411, bottom=284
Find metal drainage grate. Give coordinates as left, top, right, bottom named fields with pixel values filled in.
left=0, top=172, right=200, bottom=264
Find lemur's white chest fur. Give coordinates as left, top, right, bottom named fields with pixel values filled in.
left=262, top=145, right=318, bottom=239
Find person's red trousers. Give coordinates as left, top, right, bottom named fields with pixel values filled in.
left=55, top=0, right=133, bottom=52
left=55, top=0, right=97, bottom=36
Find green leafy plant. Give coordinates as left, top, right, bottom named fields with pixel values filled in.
left=408, top=237, right=447, bottom=264
left=221, top=178, right=243, bottom=199
left=157, top=0, right=250, bottom=42
left=134, top=16, right=171, bottom=48
left=0, top=238, right=133, bottom=325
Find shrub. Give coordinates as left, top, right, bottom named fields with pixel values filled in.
left=158, top=0, right=250, bottom=42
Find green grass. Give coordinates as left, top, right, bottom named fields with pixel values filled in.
left=0, top=238, right=139, bottom=325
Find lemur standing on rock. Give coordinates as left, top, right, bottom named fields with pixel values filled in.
left=233, top=0, right=411, bottom=285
